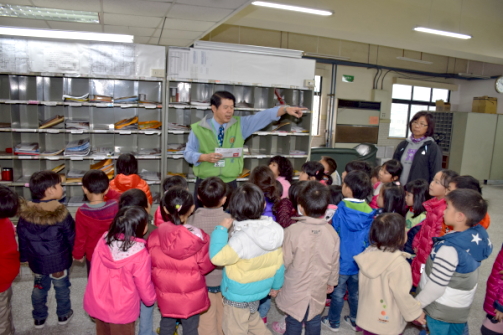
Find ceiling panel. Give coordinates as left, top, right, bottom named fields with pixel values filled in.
left=30, top=0, right=101, bottom=12
left=175, top=0, right=249, bottom=9
left=134, top=36, right=151, bottom=44
left=1, top=0, right=34, bottom=5
left=103, top=13, right=163, bottom=28
left=166, top=4, right=233, bottom=22
left=157, top=37, right=193, bottom=46
left=162, top=18, right=215, bottom=32
left=46, top=21, right=103, bottom=32
left=161, top=29, right=201, bottom=40
left=0, top=17, right=50, bottom=28
left=104, top=25, right=156, bottom=36
left=103, top=0, right=172, bottom=18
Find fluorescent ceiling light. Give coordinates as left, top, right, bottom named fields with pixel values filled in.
left=0, top=27, right=134, bottom=43
left=194, top=40, right=303, bottom=58
left=396, top=57, right=432, bottom=65
left=304, top=52, right=350, bottom=61
left=414, top=27, right=471, bottom=40
left=252, top=1, right=332, bottom=16
left=0, top=4, right=99, bottom=24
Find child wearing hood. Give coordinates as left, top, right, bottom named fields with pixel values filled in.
left=210, top=183, right=284, bottom=335
left=415, top=189, right=493, bottom=334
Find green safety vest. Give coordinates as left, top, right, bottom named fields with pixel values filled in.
left=191, top=116, right=244, bottom=183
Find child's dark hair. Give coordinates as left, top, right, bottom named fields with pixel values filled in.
left=106, top=206, right=148, bottom=252
left=198, top=176, right=227, bottom=208
left=345, top=160, right=372, bottom=176
left=82, top=170, right=109, bottom=194
left=382, top=159, right=403, bottom=180
left=229, top=183, right=265, bottom=221
left=371, top=166, right=381, bottom=180
left=301, top=161, right=332, bottom=185
left=445, top=189, right=487, bottom=227
left=343, top=170, right=372, bottom=200
left=268, top=155, right=294, bottom=182
left=116, top=153, right=138, bottom=175
left=298, top=181, right=330, bottom=217
left=369, top=213, right=407, bottom=252
left=438, top=169, right=459, bottom=189
left=119, top=189, right=148, bottom=209
left=249, top=166, right=281, bottom=204
left=289, top=181, right=306, bottom=209
left=329, top=185, right=343, bottom=205
left=451, top=175, right=481, bottom=194
left=161, top=187, right=194, bottom=225
left=162, top=175, right=188, bottom=193
left=321, top=156, right=337, bottom=175
left=405, top=179, right=431, bottom=218
left=380, top=182, right=406, bottom=216
left=29, top=170, right=61, bottom=200
left=0, top=185, right=19, bottom=218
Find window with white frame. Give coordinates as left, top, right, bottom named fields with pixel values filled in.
left=311, top=75, right=322, bottom=136
left=389, top=84, right=450, bottom=138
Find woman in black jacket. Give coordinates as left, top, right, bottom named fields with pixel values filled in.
left=393, top=111, right=442, bottom=185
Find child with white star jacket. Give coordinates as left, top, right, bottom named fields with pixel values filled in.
left=416, top=189, right=493, bottom=331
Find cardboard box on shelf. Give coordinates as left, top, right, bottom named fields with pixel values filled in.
left=472, top=96, right=497, bottom=114
left=436, top=100, right=451, bottom=112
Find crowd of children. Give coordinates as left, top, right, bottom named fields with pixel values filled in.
left=0, top=151, right=500, bottom=335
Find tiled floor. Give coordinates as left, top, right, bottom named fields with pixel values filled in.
left=10, top=184, right=503, bottom=334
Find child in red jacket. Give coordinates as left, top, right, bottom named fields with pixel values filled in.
left=148, top=188, right=214, bottom=335
left=0, top=185, right=20, bottom=335
left=109, top=153, right=153, bottom=204
left=73, top=170, right=119, bottom=276
left=482, top=244, right=503, bottom=335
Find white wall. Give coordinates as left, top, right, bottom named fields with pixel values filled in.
left=450, top=79, right=503, bottom=114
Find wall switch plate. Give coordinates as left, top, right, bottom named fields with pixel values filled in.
left=151, top=69, right=164, bottom=77
left=304, top=79, right=315, bottom=88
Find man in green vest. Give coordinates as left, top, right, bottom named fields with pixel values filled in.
left=184, top=91, right=305, bottom=201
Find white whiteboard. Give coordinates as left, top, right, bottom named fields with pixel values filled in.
left=168, top=47, right=315, bottom=89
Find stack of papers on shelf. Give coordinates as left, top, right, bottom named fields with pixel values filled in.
left=272, top=121, right=290, bottom=132
left=139, top=169, right=161, bottom=181
left=63, top=93, right=89, bottom=102
left=236, top=101, right=253, bottom=108
left=68, top=196, right=88, bottom=206
left=135, top=148, right=161, bottom=156
left=289, top=150, right=307, bottom=156
left=167, top=123, right=189, bottom=130
left=64, top=138, right=90, bottom=156
left=40, top=115, right=64, bottom=129
left=66, top=169, right=86, bottom=183
left=14, top=142, right=40, bottom=155
left=167, top=144, right=185, bottom=154
left=89, top=95, right=112, bottom=103
left=115, top=116, right=138, bottom=130
left=0, top=122, right=11, bottom=128
left=65, top=120, right=90, bottom=130
left=167, top=172, right=187, bottom=177
left=91, top=159, right=114, bottom=179
left=190, top=101, right=210, bottom=107
left=92, top=147, right=114, bottom=157
left=138, top=121, right=162, bottom=130
left=114, top=96, right=138, bottom=103
left=51, top=163, right=66, bottom=173
left=41, top=148, right=64, bottom=156
left=291, top=125, right=308, bottom=133
left=237, top=168, right=251, bottom=178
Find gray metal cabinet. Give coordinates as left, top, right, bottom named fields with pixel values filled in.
left=489, top=115, right=503, bottom=180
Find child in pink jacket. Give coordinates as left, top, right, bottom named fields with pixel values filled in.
left=84, top=206, right=156, bottom=335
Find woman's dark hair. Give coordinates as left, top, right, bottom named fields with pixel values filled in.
left=409, top=111, right=435, bottom=137
left=345, top=160, right=372, bottom=177
left=29, top=170, right=61, bottom=200
left=211, top=91, right=235, bottom=108
left=82, top=170, right=109, bottom=194
left=160, top=187, right=194, bottom=225
left=106, top=206, right=148, bottom=252
left=405, top=179, right=431, bottom=218
left=438, top=169, right=459, bottom=189
left=380, top=182, right=406, bottom=216
left=116, top=153, right=138, bottom=175
left=298, top=181, right=330, bottom=217
left=288, top=181, right=306, bottom=209
left=451, top=175, right=482, bottom=194
left=321, top=156, right=337, bottom=175
left=0, top=185, right=19, bottom=218
left=229, top=183, right=265, bottom=221
left=382, top=159, right=403, bottom=179
left=249, top=166, right=281, bottom=205
left=162, top=175, right=188, bottom=193
left=198, top=176, right=227, bottom=208
left=268, top=155, right=294, bottom=182
left=301, top=161, right=332, bottom=185
left=119, top=189, right=148, bottom=209
left=369, top=213, right=407, bottom=252
left=329, top=185, right=344, bottom=205
left=343, top=170, right=372, bottom=199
